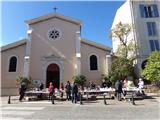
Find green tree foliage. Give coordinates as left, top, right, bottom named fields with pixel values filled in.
left=16, top=75, right=31, bottom=85
left=101, top=74, right=109, bottom=81
left=72, top=75, right=87, bottom=86
left=141, top=51, right=160, bottom=81
left=109, top=22, right=137, bottom=81
left=110, top=22, right=138, bottom=60
left=111, top=57, right=134, bottom=80
left=101, top=72, right=118, bottom=84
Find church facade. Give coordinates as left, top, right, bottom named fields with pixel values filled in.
left=1, top=13, right=111, bottom=96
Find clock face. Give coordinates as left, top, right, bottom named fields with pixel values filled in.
left=48, top=28, right=62, bottom=40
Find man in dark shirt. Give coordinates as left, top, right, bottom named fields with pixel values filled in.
left=115, top=80, right=122, bottom=101
left=65, top=81, right=71, bottom=101
left=71, top=82, right=78, bottom=103
left=19, top=82, right=27, bottom=101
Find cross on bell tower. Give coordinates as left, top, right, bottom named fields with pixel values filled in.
left=53, top=7, right=58, bottom=13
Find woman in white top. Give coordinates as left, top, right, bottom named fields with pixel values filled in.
left=138, top=78, right=144, bottom=89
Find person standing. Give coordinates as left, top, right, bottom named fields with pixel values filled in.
left=71, top=82, right=78, bottom=103
left=138, top=78, right=145, bottom=95
left=65, top=81, right=71, bottom=101
left=123, top=79, right=128, bottom=88
left=19, top=82, right=27, bottom=101
left=138, top=78, right=144, bottom=89
left=39, top=82, right=44, bottom=91
left=115, top=80, right=123, bottom=101
left=60, top=82, right=64, bottom=99
left=38, top=82, right=44, bottom=99
left=48, top=82, right=54, bottom=101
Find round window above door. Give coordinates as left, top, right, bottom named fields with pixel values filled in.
left=48, top=28, right=62, bottom=41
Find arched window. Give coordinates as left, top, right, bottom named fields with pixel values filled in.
left=90, top=55, right=98, bottom=70
left=9, top=56, right=17, bottom=72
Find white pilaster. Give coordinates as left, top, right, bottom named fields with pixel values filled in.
left=23, top=29, right=32, bottom=77
left=106, top=55, right=112, bottom=75
left=75, top=31, right=81, bottom=75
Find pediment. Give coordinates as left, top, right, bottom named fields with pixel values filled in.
left=25, top=13, right=82, bottom=26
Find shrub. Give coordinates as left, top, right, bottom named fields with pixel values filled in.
left=72, top=75, right=87, bottom=86
left=16, top=75, right=31, bottom=86
left=101, top=74, right=109, bottom=81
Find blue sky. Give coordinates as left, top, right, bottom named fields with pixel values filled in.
left=1, top=1, right=124, bottom=47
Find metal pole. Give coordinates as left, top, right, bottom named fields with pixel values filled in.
left=104, top=94, right=107, bottom=105
left=131, top=92, right=135, bottom=105
left=51, top=94, right=54, bottom=104
left=8, top=96, right=11, bottom=104
left=80, top=92, right=83, bottom=105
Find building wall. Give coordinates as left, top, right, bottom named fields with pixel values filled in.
left=1, top=14, right=111, bottom=95
left=132, top=0, right=160, bottom=57
left=131, top=0, right=160, bottom=75
left=112, top=0, right=160, bottom=77
left=1, top=44, right=26, bottom=95
left=81, top=42, right=110, bottom=85
left=28, top=17, right=80, bottom=87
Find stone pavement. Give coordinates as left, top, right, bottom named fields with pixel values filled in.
left=0, top=94, right=160, bottom=120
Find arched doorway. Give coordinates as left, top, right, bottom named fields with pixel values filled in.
left=46, top=63, right=60, bottom=88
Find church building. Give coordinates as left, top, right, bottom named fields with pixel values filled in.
left=1, top=12, right=111, bottom=96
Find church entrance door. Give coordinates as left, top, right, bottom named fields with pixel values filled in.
left=46, top=63, right=60, bottom=88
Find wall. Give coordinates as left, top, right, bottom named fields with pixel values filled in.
left=1, top=44, right=26, bottom=95
left=81, top=42, right=110, bottom=85
left=131, top=1, right=160, bottom=76
left=28, top=17, right=80, bottom=87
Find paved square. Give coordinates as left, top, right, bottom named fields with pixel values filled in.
left=1, top=96, right=160, bottom=120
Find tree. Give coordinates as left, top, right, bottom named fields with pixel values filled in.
left=72, top=75, right=87, bottom=86
left=16, top=75, right=31, bottom=86
left=110, top=22, right=138, bottom=60
left=111, top=57, right=134, bottom=80
left=101, top=72, right=118, bottom=84
left=141, top=51, right=160, bottom=81
left=109, top=22, right=138, bottom=80
left=101, top=74, right=109, bottom=81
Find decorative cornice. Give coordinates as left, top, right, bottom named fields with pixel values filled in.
left=0, top=39, right=28, bottom=52
left=25, top=13, right=82, bottom=26
left=81, top=39, right=112, bottom=52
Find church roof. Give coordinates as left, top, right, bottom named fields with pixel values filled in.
left=25, top=13, right=82, bottom=26
left=1, top=39, right=27, bottom=52
left=81, top=39, right=112, bottom=52
left=1, top=38, right=111, bottom=52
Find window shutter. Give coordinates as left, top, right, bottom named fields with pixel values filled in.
left=139, top=5, right=145, bottom=17
left=153, top=4, right=159, bottom=17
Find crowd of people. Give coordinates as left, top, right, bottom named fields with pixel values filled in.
left=18, top=78, right=144, bottom=102
left=48, top=81, right=79, bottom=103
left=114, top=78, right=144, bottom=101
